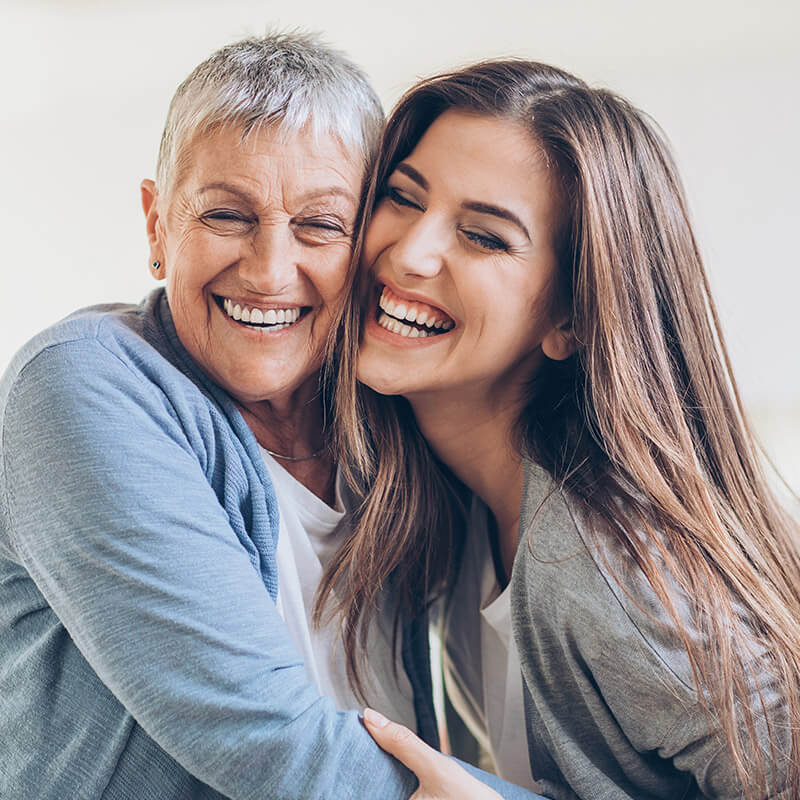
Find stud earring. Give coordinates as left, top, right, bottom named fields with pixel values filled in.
left=151, top=260, right=161, bottom=270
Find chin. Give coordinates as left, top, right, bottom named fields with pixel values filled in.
left=357, top=367, right=409, bottom=398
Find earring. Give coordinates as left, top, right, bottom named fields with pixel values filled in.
left=151, top=260, right=161, bottom=270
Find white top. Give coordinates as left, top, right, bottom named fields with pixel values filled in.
left=442, top=498, right=537, bottom=791
left=262, top=449, right=416, bottom=729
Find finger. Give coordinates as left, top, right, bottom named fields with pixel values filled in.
left=362, top=707, right=444, bottom=783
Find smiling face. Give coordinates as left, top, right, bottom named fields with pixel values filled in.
left=358, top=110, right=570, bottom=411
left=142, top=124, right=362, bottom=406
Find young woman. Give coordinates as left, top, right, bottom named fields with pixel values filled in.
left=322, top=60, right=800, bottom=798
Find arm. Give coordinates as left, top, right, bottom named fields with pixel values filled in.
left=2, top=339, right=416, bottom=800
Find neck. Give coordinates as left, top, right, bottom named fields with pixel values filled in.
left=237, top=376, right=335, bottom=504
left=409, top=388, right=524, bottom=579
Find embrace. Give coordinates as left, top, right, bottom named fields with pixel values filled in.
left=1, top=32, right=798, bottom=800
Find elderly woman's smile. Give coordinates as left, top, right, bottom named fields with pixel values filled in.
left=143, top=123, right=362, bottom=406
left=218, top=296, right=303, bottom=330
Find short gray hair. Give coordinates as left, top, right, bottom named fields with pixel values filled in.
left=156, top=32, right=384, bottom=193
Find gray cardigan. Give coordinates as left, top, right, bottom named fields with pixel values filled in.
left=508, top=460, right=790, bottom=799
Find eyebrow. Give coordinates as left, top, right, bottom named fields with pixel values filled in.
left=395, top=163, right=429, bottom=191
left=198, top=181, right=357, bottom=207
left=394, top=163, right=530, bottom=241
left=461, top=201, right=530, bottom=241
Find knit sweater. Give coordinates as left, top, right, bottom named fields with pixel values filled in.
left=509, top=459, right=791, bottom=799
left=0, top=290, right=536, bottom=800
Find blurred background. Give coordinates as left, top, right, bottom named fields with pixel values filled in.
left=2, top=0, right=798, bottom=492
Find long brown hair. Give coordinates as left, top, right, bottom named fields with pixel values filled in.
left=318, top=59, right=800, bottom=796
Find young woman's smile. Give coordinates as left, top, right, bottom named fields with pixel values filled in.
left=358, top=110, right=566, bottom=406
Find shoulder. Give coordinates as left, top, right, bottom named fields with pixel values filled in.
left=510, top=460, right=705, bottom=750
left=511, top=460, right=695, bottom=690
left=510, top=460, right=791, bottom=797
left=0, top=290, right=213, bottom=433
left=2, top=291, right=163, bottom=391
left=0, top=290, right=244, bottom=518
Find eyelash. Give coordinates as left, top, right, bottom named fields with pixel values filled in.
left=386, top=187, right=422, bottom=210
left=202, top=210, right=253, bottom=224
left=295, top=216, right=346, bottom=234
left=463, top=231, right=508, bottom=252
left=384, top=186, right=509, bottom=253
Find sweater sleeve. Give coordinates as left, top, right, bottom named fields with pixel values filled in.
left=510, top=487, right=789, bottom=800
left=2, top=338, right=418, bottom=800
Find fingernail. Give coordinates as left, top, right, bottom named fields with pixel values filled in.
left=363, top=707, right=389, bottom=728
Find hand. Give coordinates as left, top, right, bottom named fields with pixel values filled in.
left=363, top=708, right=503, bottom=800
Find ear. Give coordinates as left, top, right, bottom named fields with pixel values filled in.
left=141, top=179, right=165, bottom=280
left=541, top=320, right=577, bottom=361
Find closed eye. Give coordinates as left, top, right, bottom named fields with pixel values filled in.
left=292, top=214, right=351, bottom=245
left=462, top=229, right=509, bottom=252
left=200, top=209, right=256, bottom=231
left=205, top=211, right=245, bottom=220
left=297, top=216, right=347, bottom=234
left=201, top=208, right=254, bottom=223
left=386, top=186, right=423, bottom=211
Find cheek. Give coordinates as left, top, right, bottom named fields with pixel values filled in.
left=312, top=245, right=353, bottom=303
left=361, top=206, right=398, bottom=268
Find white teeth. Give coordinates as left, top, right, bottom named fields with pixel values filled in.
left=377, top=312, right=437, bottom=339
left=222, top=297, right=302, bottom=328
left=377, top=287, right=454, bottom=333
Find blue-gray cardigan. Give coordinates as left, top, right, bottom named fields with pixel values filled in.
left=0, top=290, right=537, bottom=800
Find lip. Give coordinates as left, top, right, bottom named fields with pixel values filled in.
left=374, top=279, right=456, bottom=323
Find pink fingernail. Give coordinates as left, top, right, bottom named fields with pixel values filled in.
left=363, top=707, right=389, bottom=728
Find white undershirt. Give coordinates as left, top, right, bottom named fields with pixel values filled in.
left=443, top=498, right=537, bottom=790
left=261, top=449, right=416, bottom=728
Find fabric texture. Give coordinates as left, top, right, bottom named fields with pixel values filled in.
left=509, top=459, right=791, bottom=799
left=0, top=290, right=430, bottom=800
left=442, top=497, right=537, bottom=791
left=264, top=448, right=417, bottom=728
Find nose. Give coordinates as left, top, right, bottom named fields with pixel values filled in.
left=237, top=222, right=298, bottom=295
left=388, top=212, right=446, bottom=280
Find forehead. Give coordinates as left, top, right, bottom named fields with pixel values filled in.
left=403, top=110, right=556, bottom=221
left=174, top=123, right=364, bottom=203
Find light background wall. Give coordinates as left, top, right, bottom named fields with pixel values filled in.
left=2, top=0, right=798, bottom=491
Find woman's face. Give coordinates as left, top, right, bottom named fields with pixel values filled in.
left=358, top=110, right=566, bottom=408
left=143, top=124, right=362, bottom=406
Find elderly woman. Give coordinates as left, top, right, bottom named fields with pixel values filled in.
left=0, top=34, right=534, bottom=800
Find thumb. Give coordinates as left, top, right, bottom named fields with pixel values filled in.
left=363, top=707, right=442, bottom=782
